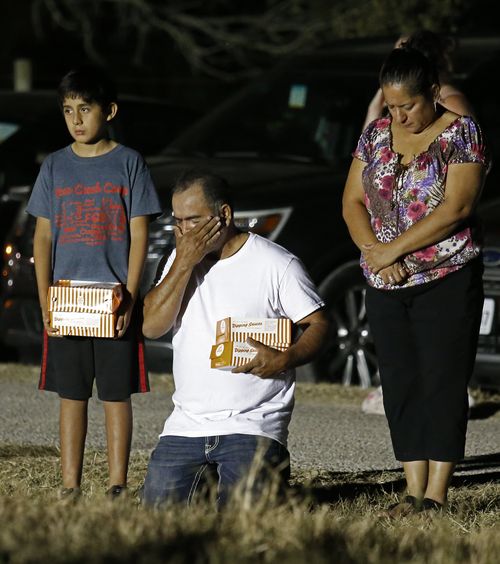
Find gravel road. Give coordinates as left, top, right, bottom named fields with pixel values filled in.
left=1, top=363, right=500, bottom=477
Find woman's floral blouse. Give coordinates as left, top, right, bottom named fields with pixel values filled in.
left=353, top=115, right=490, bottom=289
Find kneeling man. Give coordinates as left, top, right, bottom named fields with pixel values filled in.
left=142, top=169, right=329, bottom=507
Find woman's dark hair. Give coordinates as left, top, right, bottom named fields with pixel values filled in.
left=57, top=66, right=118, bottom=111
left=379, top=46, right=440, bottom=98
left=172, top=169, right=234, bottom=213
left=402, top=30, right=456, bottom=81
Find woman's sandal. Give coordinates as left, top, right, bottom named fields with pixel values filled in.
left=421, top=497, right=444, bottom=512
left=378, top=495, right=422, bottom=518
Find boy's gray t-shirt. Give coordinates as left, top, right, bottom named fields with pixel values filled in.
left=26, top=144, right=162, bottom=284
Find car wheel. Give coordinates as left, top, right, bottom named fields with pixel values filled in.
left=296, top=260, right=380, bottom=387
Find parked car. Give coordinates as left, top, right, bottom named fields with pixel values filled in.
left=473, top=197, right=500, bottom=390
left=2, top=36, right=500, bottom=388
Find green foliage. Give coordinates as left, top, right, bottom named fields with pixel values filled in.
left=322, top=0, right=469, bottom=39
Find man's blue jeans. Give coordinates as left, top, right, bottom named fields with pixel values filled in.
left=142, top=434, right=290, bottom=507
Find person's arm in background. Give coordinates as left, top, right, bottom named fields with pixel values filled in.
left=116, top=215, right=150, bottom=338
left=361, top=88, right=385, bottom=131
left=439, top=88, right=476, bottom=117
left=33, top=217, right=58, bottom=336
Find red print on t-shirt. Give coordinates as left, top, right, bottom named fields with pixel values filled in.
left=54, top=182, right=128, bottom=246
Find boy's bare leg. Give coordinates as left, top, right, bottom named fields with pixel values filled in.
left=60, top=398, right=88, bottom=488
left=103, top=399, right=133, bottom=487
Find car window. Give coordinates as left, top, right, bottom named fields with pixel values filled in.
left=0, top=123, right=20, bottom=144
left=461, top=50, right=500, bottom=203
left=167, top=68, right=372, bottom=164
left=109, top=101, right=200, bottom=156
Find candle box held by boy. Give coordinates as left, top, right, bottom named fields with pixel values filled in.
left=47, top=280, right=123, bottom=338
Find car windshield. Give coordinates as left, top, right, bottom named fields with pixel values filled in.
left=0, top=122, right=20, bottom=144
left=164, top=62, right=376, bottom=165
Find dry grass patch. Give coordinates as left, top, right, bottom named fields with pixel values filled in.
left=0, top=446, right=499, bottom=563
left=0, top=363, right=40, bottom=381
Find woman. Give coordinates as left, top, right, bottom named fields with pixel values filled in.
left=361, top=31, right=477, bottom=416
left=362, top=30, right=475, bottom=131
left=343, top=46, right=489, bottom=517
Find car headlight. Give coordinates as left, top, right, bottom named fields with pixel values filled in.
left=147, top=207, right=292, bottom=260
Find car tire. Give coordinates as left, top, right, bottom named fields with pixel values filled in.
left=296, top=259, right=380, bottom=387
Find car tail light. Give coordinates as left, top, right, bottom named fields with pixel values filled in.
left=234, top=207, right=292, bottom=241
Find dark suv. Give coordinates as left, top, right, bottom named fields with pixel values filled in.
left=2, top=37, right=500, bottom=388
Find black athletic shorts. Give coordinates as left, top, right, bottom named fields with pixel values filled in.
left=39, top=312, right=149, bottom=401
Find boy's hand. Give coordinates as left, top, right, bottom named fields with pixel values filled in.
left=175, top=217, right=222, bottom=268
left=41, top=309, right=60, bottom=337
left=115, top=299, right=134, bottom=339
left=232, top=338, right=288, bottom=379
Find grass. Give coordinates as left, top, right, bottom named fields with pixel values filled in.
left=0, top=364, right=499, bottom=562
left=0, top=445, right=499, bottom=563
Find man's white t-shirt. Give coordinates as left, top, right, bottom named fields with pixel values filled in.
left=156, top=233, right=324, bottom=446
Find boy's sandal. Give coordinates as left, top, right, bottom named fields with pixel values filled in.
left=106, top=484, right=128, bottom=500
left=58, top=487, right=82, bottom=504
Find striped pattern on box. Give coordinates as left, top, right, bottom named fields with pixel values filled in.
left=215, top=317, right=292, bottom=346
left=210, top=340, right=290, bottom=370
left=49, top=311, right=116, bottom=338
left=48, top=281, right=122, bottom=314
left=47, top=280, right=122, bottom=338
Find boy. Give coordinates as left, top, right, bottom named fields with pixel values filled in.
left=27, top=66, right=162, bottom=501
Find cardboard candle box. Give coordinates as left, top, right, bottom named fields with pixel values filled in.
left=215, top=317, right=292, bottom=346
left=47, top=280, right=123, bottom=338
left=210, top=340, right=290, bottom=370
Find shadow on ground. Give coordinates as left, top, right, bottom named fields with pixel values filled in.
left=295, top=452, right=500, bottom=505
left=469, top=402, right=500, bottom=419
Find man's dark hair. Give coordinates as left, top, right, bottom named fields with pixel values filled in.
left=379, top=46, right=440, bottom=98
left=57, top=66, right=118, bottom=111
left=172, top=169, right=234, bottom=213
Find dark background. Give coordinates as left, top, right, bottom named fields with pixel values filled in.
left=1, top=1, right=499, bottom=113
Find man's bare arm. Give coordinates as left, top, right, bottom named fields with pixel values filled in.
left=142, top=216, right=221, bottom=339
left=232, top=309, right=330, bottom=378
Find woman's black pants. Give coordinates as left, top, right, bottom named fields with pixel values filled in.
left=365, top=260, right=484, bottom=462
